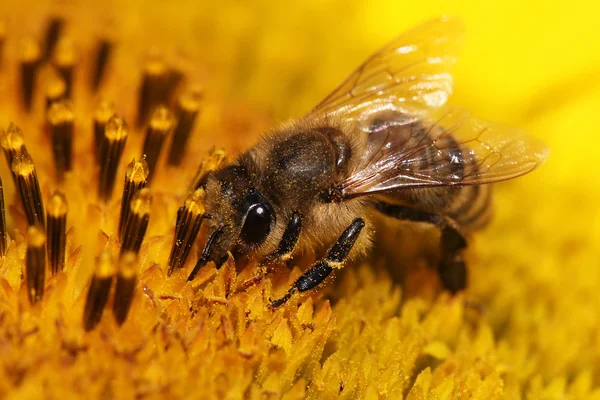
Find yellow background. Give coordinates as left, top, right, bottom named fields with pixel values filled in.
left=1, top=0, right=600, bottom=397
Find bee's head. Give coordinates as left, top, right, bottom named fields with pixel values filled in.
left=201, top=164, right=276, bottom=267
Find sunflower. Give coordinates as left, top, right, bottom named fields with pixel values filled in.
left=0, top=1, right=599, bottom=399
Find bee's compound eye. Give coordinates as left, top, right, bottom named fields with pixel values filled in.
left=240, top=203, right=272, bottom=245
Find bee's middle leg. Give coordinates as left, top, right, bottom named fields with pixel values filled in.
left=270, top=217, right=365, bottom=308
left=372, top=201, right=467, bottom=293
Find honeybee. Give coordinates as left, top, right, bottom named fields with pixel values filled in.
left=187, top=17, right=549, bottom=307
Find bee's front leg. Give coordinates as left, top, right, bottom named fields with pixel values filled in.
left=270, top=218, right=365, bottom=309
left=235, top=212, right=303, bottom=294
left=264, top=212, right=303, bottom=264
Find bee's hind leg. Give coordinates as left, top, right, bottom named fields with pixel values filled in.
left=438, top=224, right=468, bottom=293
left=269, top=218, right=365, bottom=309
left=371, top=201, right=468, bottom=293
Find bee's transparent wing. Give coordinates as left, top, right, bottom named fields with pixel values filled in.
left=340, top=106, right=550, bottom=197
left=312, top=16, right=464, bottom=117
left=310, top=16, right=548, bottom=196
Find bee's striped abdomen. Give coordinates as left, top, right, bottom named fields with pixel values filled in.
left=445, top=184, right=492, bottom=231
left=443, top=146, right=493, bottom=231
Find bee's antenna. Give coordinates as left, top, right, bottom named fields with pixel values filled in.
left=187, top=226, right=223, bottom=281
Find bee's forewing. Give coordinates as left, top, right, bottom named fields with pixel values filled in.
left=310, top=17, right=548, bottom=198
left=312, top=16, right=464, bottom=117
